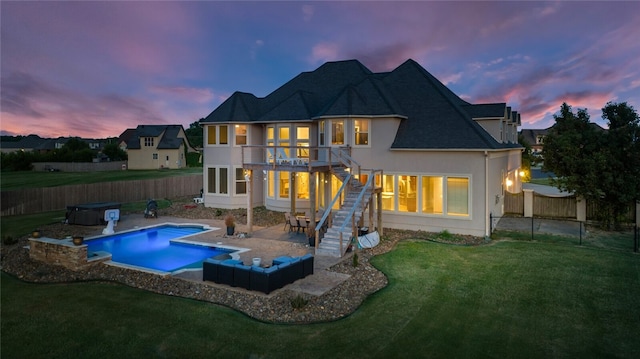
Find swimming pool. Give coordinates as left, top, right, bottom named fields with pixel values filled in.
left=85, top=223, right=235, bottom=273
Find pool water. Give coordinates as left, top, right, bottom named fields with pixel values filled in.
left=85, top=224, right=231, bottom=272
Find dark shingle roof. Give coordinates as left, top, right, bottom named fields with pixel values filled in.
left=126, top=125, right=186, bottom=150
left=202, top=59, right=521, bottom=150
left=0, top=134, right=45, bottom=150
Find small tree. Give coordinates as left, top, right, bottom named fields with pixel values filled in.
left=185, top=120, right=204, bottom=148
left=102, top=143, right=128, bottom=161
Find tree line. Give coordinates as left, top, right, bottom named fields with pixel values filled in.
left=1, top=138, right=127, bottom=171
left=542, top=101, right=640, bottom=229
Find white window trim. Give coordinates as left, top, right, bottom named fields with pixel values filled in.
left=206, top=125, right=230, bottom=147
left=233, top=124, right=249, bottom=147
left=329, top=119, right=346, bottom=147
left=381, top=172, right=472, bottom=219
left=233, top=166, right=248, bottom=196
left=206, top=165, right=231, bottom=196
left=352, top=118, right=371, bottom=148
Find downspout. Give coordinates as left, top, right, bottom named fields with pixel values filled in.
left=484, top=150, right=490, bottom=239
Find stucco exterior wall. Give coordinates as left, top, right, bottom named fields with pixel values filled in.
left=201, top=118, right=522, bottom=237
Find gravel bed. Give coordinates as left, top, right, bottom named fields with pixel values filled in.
left=1, top=199, right=484, bottom=323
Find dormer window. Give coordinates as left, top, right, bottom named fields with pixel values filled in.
left=144, top=137, right=154, bottom=147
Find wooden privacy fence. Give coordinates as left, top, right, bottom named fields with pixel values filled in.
left=504, top=192, right=524, bottom=215
left=1, top=175, right=203, bottom=216
left=533, top=193, right=577, bottom=218
left=505, top=190, right=636, bottom=223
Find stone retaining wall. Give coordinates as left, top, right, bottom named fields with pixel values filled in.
left=28, top=237, right=110, bottom=271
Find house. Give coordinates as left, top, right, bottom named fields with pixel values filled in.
left=124, top=125, right=196, bottom=169
left=200, top=59, right=523, bottom=256
left=117, top=128, right=137, bottom=152
left=0, top=134, right=46, bottom=153
left=520, top=123, right=605, bottom=155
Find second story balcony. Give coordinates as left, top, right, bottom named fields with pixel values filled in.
left=241, top=145, right=355, bottom=174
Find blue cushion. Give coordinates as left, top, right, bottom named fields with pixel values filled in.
left=221, top=259, right=242, bottom=266
left=235, top=263, right=252, bottom=270
left=251, top=266, right=265, bottom=273
left=272, top=256, right=293, bottom=265
left=204, top=258, right=222, bottom=265
left=264, top=265, right=280, bottom=273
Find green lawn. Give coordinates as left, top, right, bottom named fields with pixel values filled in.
left=0, top=168, right=202, bottom=190
left=0, top=199, right=174, bottom=240
left=2, top=240, right=639, bottom=358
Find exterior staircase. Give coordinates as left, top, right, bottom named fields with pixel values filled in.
left=315, top=167, right=374, bottom=257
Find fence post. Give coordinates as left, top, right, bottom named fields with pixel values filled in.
left=633, top=225, right=640, bottom=253
left=579, top=221, right=582, bottom=246
left=531, top=215, right=534, bottom=241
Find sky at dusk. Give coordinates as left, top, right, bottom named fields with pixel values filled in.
left=2, top=1, right=639, bottom=139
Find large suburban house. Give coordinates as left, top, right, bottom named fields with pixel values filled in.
left=123, top=125, right=196, bottom=170
left=200, top=59, right=523, bottom=257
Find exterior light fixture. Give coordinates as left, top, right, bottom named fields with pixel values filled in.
left=506, top=179, right=513, bottom=187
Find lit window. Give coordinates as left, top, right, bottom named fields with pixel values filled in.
left=398, top=175, right=417, bottom=212
left=279, top=171, right=289, bottom=198
left=447, top=177, right=469, bottom=216
left=207, top=125, right=229, bottom=146
left=296, top=172, right=309, bottom=199
left=331, top=119, right=344, bottom=145
left=296, top=126, right=310, bottom=158
left=235, top=125, right=247, bottom=145
left=319, top=121, right=325, bottom=146
left=422, top=176, right=443, bottom=214
left=279, top=126, right=290, bottom=157
left=267, top=170, right=275, bottom=198
left=382, top=174, right=395, bottom=210
left=219, top=125, right=228, bottom=145
left=354, top=119, right=369, bottom=146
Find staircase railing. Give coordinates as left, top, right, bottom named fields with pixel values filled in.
left=331, top=146, right=361, bottom=178
left=335, top=172, right=377, bottom=254
left=314, top=173, right=351, bottom=248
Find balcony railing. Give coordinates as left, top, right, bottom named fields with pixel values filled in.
left=241, top=145, right=353, bottom=172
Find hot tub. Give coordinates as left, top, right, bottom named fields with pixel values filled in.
left=65, top=202, right=121, bottom=225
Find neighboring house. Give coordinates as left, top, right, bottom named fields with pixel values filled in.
left=35, top=137, right=107, bottom=153
left=125, top=125, right=196, bottom=169
left=520, top=128, right=549, bottom=154
left=200, top=59, right=523, bottom=256
left=520, top=123, right=605, bottom=155
left=117, top=128, right=137, bottom=151
left=0, top=134, right=46, bottom=153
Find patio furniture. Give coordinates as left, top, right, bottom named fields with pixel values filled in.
left=203, top=254, right=314, bottom=294
left=288, top=213, right=300, bottom=232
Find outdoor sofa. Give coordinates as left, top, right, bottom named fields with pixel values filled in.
left=203, top=254, right=314, bottom=294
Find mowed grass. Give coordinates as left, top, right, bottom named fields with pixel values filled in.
left=0, top=168, right=202, bottom=190
left=0, top=200, right=173, bottom=240
left=2, top=240, right=639, bottom=358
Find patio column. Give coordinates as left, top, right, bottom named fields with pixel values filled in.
left=290, top=172, right=296, bottom=214
left=377, top=192, right=383, bottom=237
left=310, top=172, right=317, bottom=245
left=245, top=170, right=253, bottom=234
